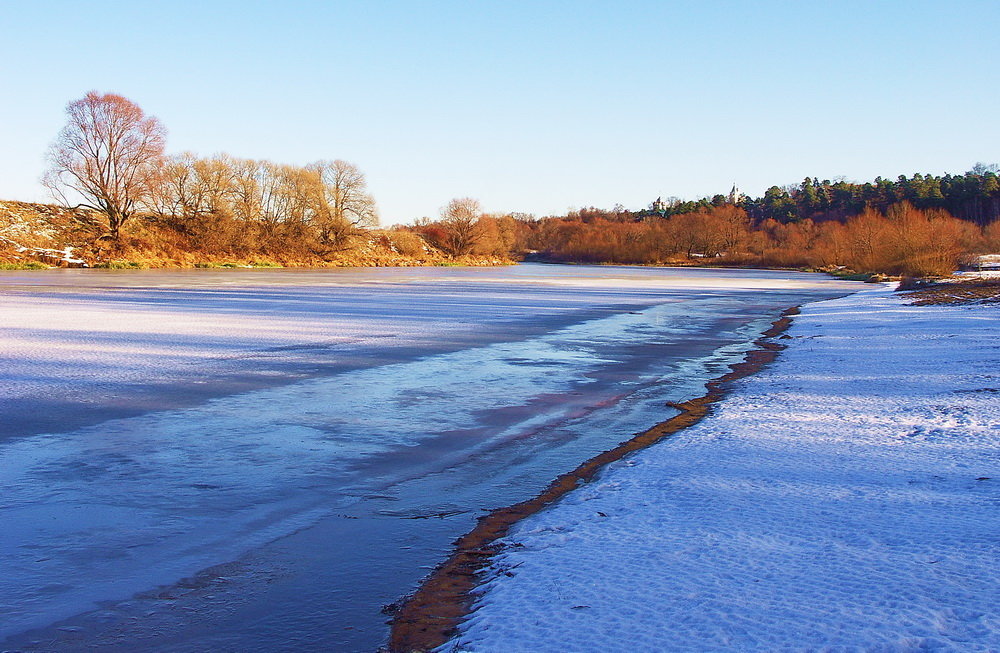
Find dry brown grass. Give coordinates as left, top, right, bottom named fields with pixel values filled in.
left=0, top=201, right=513, bottom=269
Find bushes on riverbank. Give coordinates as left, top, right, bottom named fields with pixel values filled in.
left=454, top=201, right=996, bottom=277
left=0, top=200, right=510, bottom=269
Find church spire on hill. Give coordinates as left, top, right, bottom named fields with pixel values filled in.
left=728, top=183, right=743, bottom=204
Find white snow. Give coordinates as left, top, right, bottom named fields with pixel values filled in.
left=971, top=254, right=1000, bottom=270
left=448, top=286, right=1000, bottom=652
left=956, top=271, right=1000, bottom=280
left=0, top=235, right=85, bottom=266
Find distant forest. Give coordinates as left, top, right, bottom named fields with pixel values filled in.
left=646, top=167, right=1000, bottom=226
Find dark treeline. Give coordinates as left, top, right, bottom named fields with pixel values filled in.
left=644, top=165, right=1000, bottom=226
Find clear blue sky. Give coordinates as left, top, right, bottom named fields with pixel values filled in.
left=1, top=1, right=998, bottom=224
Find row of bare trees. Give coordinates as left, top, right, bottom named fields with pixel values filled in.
left=505, top=203, right=999, bottom=276
left=43, top=92, right=520, bottom=264
left=511, top=205, right=757, bottom=264
left=43, top=91, right=378, bottom=259
left=152, top=154, right=377, bottom=255
left=754, top=204, right=994, bottom=276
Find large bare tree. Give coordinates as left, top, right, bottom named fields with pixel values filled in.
left=439, top=197, right=482, bottom=256
left=43, top=91, right=166, bottom=239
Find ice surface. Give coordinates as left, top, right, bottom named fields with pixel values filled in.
left=448, top=286, right=1000, bottom=652
left=0, top=265, right=857, bottom=647
left=0, top=265, right=839, bottom=440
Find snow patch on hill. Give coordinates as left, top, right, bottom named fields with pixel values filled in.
left=0, top=200, right=99, bottom=266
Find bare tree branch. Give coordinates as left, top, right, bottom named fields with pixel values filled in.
left=42, top=91, right=166, bottom=239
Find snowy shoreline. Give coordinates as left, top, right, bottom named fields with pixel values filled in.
left=389, top=306, right=802, bottom=652
left=445, top=286, right=1000, bottom=651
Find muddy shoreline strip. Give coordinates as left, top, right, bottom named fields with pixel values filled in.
left=388, top=306, right=801, bottom=652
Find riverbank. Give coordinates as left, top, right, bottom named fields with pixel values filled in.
left=443, top=286, right=1000, bottom=651
left=0, top=200, right=510, bottom=269
left=389, top=307, right=801, bottom=651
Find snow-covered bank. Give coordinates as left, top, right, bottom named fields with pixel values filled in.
left=448, top=286, right=1000, bottom=651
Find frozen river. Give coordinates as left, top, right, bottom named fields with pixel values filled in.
left=0, top=265, right=857, bottom=651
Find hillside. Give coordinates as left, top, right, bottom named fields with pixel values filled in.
left=0, top=201, right=508, bottom=269
left=0, top=201, right=101, bottom=267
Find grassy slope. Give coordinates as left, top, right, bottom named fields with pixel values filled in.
left=0, top=200, right=509, bottom=269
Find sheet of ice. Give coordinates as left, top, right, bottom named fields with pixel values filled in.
left=0, top=297, right=764, bottom=638
left=0, top=265, right=842, bottom=441
left=0, top=265, right=858, bottom=647
left=450, top=286, right=1000, bottom=652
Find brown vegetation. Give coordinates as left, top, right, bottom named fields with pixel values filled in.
left=0, top=201, right=102, bottom=267
left=27, top=91, right=1000, bottom=275
left=0, top=200, right=507, bottom=269
left=43, top=92, right=166, bottom=239
left=23, top=91, right=510, bottom=269
left=150, top=153, right=384, bottom=263
left=436, top=202, right=994, bottom=278
left=413, top=199, right=522, bottom=259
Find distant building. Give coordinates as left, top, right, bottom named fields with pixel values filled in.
left=728, top=184, right=743, bottom=205
left=651, top=196, right=668, bottom=215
